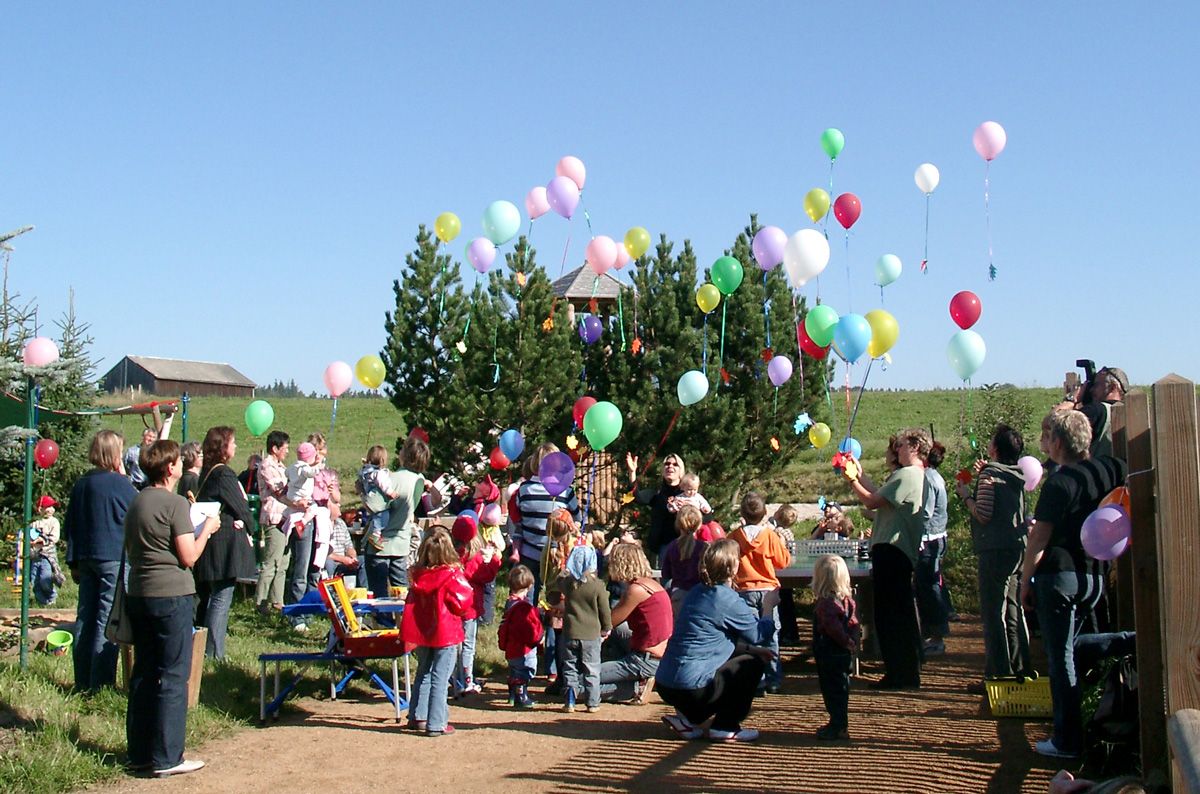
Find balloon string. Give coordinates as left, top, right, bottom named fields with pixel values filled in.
left=823, top=161, right=834, bottom=236
left=845, top=356, right=874, bottom=442
left=492, top=326, right=500, bottom=385
left=558, top=228, right=573, bottom=277
left=843, top=364, right=852, bottom=426
left=329, top=397, right=338, bottom=438
left=966, top=379, right=978, bottom=450
left=821, top=359, right=835, bottom=430
left=583, top=209, right=594, bottom=239
left=617, top=288, right=627, bottom=352
left=633, top=408, right=683, bottom=485
left=792, top=294, right=804, bottom=396
left=437, top=241, right=448, bottom=321
left=526, top=218, right=534, bottom=246
left=761, top=272, right=771, bottom=350
left=583, top=453, right=597, bottom=528
left=719, top=302, right=727, bottom=379
left=773, top=387, right=778, bottom=419
left=702, top=314, right=709, bottom=375
left=844, top=231, right=852, bottom=313
left=921, top=193, right=931, bottom=275
left=984, top=161, right=996, bottom=281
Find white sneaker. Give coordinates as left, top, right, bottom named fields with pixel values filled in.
left=661, top=713, right=703, bottom=740
left=707, top=727, right=760, bottom=742
left=154, top=759, right=205, bottom=777
left=293, top=623, right=308, bottom=633
left=1034, top=738, right=1079, bottom=758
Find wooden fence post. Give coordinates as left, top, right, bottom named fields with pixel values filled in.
left=1110, top=403, right=1134, bottom=630
left=1151, top=374, right=1200, bottom=792
left=1126, top=391, right=1168, bottom=784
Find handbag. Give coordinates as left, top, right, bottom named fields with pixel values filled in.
left=104, top=555, right=135, bottom=644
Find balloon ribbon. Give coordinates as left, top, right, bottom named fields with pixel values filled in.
left=635, top=408, right=682, bottom=483
left=329, top=397, right=339, bottom=438
left=719, top=302, right=728, bottom=383
left=761, top=272, right=771, bottom=350
left=617, top=287, right=627, bottom=351
left=582, top=452, right=597, bottom=528
left=844, top=231, right=852, bottom=313
left=702, top=314, right=709, bottom=376
left=844, top=356, right=874, bottom=443
left=921, top=193, right=931, bottom=274
left=792, top=295, right=804, bottom=396
left=984, top=161, right=996, bottom=281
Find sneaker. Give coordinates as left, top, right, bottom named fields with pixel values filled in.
left=426, top=724, right=456, bottom=737
left=585, top=704, right=601, bottom=713
left=661, top=713, right=703, bottom=740
left=460, top=681, right=483, bottom=696
left=562, top=702, right=575, bottom=713
left=405, top=719, right=427, bottom=731
left=707, top=727, right=760, bottom=742
left=923, top=639, right=946, bottom=656
left=1034, top=738, right=1079, bottom=758
left=816, top=724, right=850, bottom=741
left=154, top=759, right=205, bottom=777
left=292, top=623, right=308, bottom=633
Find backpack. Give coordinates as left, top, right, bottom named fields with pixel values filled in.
left=1084, top=653, right=1139, bottom=775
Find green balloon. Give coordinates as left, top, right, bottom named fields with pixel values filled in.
left=582, top=400, right=623, bottom=451
left=244, top=399, right=274, bottom=437
left=820, top=127, right=845, bottom=161
left=711, top=256, right=744, bottom=295
left=805, top=304, right=840, bottom=348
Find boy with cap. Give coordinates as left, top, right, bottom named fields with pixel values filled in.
left=31, top=495, right=66, bottom=605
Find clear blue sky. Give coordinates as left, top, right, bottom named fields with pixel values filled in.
left=3, top=2, right=1196, bottom=395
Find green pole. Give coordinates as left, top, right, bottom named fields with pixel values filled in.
left=20, top=375, right=35, bottom=670
left=181, top=391, right=190, bottom=443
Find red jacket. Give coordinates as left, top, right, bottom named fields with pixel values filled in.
left=460, top=550, right=501, bottom=620
left=497, top=597, right=544, bottom=659
left=400, top=564, right=473, bottom=649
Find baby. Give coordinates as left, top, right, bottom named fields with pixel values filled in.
left=282, top=442, right=331, bottom=541
left=771, top=503, right=799, bottom=556
left=667, top=473, right=712, bottom=514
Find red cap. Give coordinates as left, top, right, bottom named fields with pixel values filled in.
left=37, top=495, right=58, bottom=510
left=409, top=427, right=430, bottom=444
left=451, top=514, right=478, bottom=544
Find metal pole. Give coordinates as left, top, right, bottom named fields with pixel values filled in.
left=181, top=391, right=190, bottom=443
left=20, top=375, right=35, bottom=670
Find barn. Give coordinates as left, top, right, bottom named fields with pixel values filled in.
left=101, top=355, right=256, bottom=398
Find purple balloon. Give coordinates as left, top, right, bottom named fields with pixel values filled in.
left=468, top=237, right=496, bottom=273
left=752, top=226, right=788, bottom=271
left=1081, top=505, right=1132, bottom=561
left=538, top=451, right=576, bottom=497
left=767, top=354, right=793, bottom=386
left=546, top=175, right=580, bottom=220
left=578, top=315, right=602, bottom=345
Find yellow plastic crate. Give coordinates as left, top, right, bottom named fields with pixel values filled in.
left=986, top=676, right=1052, bottom=719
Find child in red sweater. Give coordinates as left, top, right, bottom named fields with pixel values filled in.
left=498, top=565, right=543, bottom=708
left=812, top=554, right=861, bottom=740
left=451, top=514, right=501, bottom=697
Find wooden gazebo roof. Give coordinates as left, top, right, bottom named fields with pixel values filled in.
left=551, top=266, right=624, bottom=305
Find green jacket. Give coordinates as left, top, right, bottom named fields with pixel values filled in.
left=970, top=462, right=1027, bottom=552
left=377, top=469, right=424, bottom=558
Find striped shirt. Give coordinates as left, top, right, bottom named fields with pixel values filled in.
left=516, top=478, right=580, bottom=561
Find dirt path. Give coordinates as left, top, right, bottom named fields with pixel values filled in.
left=100, top=618, right=1061, bottom=793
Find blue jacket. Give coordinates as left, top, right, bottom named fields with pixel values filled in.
left=64, top=469, right=137, bottom=563
left=655, top=583, right=759, bottom=690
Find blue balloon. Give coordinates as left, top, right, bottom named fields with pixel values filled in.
left=499, top=428, right=525, bottom=460
left=831, top=313, right=872, bottom=364
left=839, top=437, right=862, bottom=459
left=458, top=508, right=478, bottom=522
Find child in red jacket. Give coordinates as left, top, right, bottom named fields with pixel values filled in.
left=400, top=528, right=473, bottom=736
left=498, top=564, right=543, bottom=708
left=451, top=514, right=501, bottom=697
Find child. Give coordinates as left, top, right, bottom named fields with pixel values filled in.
left=498, top=565, right=544, bottom=708
left=282, top=442, right=330, bottom=540
left=356, top=445, right=398, bottom=552
left=549, top=545, right=611, bottom=713
left=771, top=504, right=800, bottom=646
left=729, top=492, right=792, bottom=693
left=539, top=509, right=580, bottom=689
left=477, top=502, right=506, bottom=625
left=812, top=554, right=861, bottom=741
left=660, top=505, right=707, bottom=614
left=450, top=514, right=500, bottom=697
left=811, top=502, right=847, bottom=538
left=30, top=496, right=66, bottom=606
left=667, top=473, right=712, bottom=515
left=399, top=528, right=473, bottom=736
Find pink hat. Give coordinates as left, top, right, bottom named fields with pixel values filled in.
left=297, top=442, right=317, bottom=463
left=452, top=514, right=478, bottom=544
left=480, top=503, right=503, bottom=527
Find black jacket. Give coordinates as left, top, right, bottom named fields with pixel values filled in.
left=193, top=463, right=256, bottom=583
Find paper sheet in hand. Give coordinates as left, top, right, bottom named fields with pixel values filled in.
left=190, top=502, right=220, bottom=536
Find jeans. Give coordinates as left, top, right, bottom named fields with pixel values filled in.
left=196, top=579, right=235, bottom=659
left=736, top=589, right=781, bottom=687
left=1035, top=569, right=1104, bottom=754
left=560, top=637, right=602, bottom=708
left=32, top=556, right=57, bottom=605
left=656, top=653, right=765, bottom=732
left=815, top=641, right=852, bottom=729
left=519, top=553, right=544, bottom=605
left=871, top=544, right=922, bottom=686
left=480, top=580, right=497, bottom=625
left=977, top=547, right=1032, bottom=678
left=254, top=526, right=290, bottom=607
left=365, top=555, right=408, bottom=593
left=508, top=650, right=537, bottom=684
left=72, top=558, right=121, bottom=692
left=600, top=650, right=659, bottom=701
left=453, top=618, right=478, bottom=689
left=915, top=536, right=950, bottom=640
left=409, top=645, right=457, bottom=731
left=285, top=527, right=316, bottom=608
left=126, top=595, right=194, bottom=772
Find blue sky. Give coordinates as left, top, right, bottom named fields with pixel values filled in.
left=3, top=2, right=1196, bottom=395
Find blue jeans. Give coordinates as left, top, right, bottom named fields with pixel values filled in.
left=126, top=595, right=194, bottom=771
left=72, top=558, right=121, bottom=692
left=600, top=650, right=659, bottom=701
left=453, top=618, right=478, bottom=689
left=560, top=637, right=602, bottom=708
left=32, top=556, right=57, bottom=605
left=916, top=536, right=950, bottom=640
left=480, top=580, right=497, bottom=625
left=737, top=589, right=782, bottom=687
left=409, top=645, right=457, bottom=731
left=196, top=579, right=235, bottom=658
left=285, top=528, right=316, bottom=608
left=1035, top=569, right=1104, bottom=755
left=508, top=650, right=537, bottom=684
left=519, top=553, right=558, bottom=676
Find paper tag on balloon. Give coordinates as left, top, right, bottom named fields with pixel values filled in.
left=620, top=493, right=635, bottom=505
left=769, top=436, right=781, bottom=452
left=630, top=338, right=642, bottom=355
left=456, top=341, right=467, bottom=354
left=761, top=348, right=773, bottom=362
left=565, top=434, right=579, bottom=450
left=542, top=316, right=554, bottom=332
left=720, top=368, right=731, bottom=385
left=516, top=271, right=527, bottom=288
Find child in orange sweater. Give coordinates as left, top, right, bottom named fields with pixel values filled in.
left=730, top=492, right=792, bottom=693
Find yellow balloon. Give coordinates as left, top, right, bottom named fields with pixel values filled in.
left=804, top=188, right=831, bottom=224
left=624, top=226, right=651, bottom=259
left=355, top=354, right=386, bottom=389
left=808, top=422, right=832, bottom=449
left=865, top=309, right=899, bottom=358
left=696, top=283, right=721, bottom=314
left=434, top=212, right=461, bottom=243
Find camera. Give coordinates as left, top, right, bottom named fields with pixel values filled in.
left=1074, top=359, right=1097, bottom=406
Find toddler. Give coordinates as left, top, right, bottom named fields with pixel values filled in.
left=450, top=514, right=500, bottom=697
left=770, top=504, right=800, bottom=645
left=477, top=501, right=507, bottom=625
left=498, top=565, right=544, bottom=708
left=812, top=554, right=861, bottom=741
left=30, top=496, right=66, bottom=606
left=729, top=492, right=792, bottom=693
left=667, top=473, right=712, bottom=515
left=356, top=445, right=398, bottom=552
left=282, top=443, right=330, bottom=539
left=660, top=505, right=707, bottom=614
left=549, top=545, right=611, bottom=713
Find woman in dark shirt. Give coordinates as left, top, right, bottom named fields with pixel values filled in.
left=176, top=441, right=202, bottom=501
left=625, top=452, right=690, bottom=565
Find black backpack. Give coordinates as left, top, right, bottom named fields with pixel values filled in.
left=1085, top=654, right=1139, bottom=774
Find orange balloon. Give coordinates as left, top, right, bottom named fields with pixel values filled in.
left=1100, top=486, right=1131, bottom=515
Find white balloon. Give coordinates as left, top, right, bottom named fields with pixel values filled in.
left=783, top=229, right=830, bottom=289
left=875, top=254, right=903, bottom=287
left=914, top=163, right=940, bottom=195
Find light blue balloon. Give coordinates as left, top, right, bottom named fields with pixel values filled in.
left=874, top=254, right=902, bottom=287
left=499, top=428, right=525, bottom=460
left=831, top=313, right=872, bottom=364
left=677, top=369, right=709, bottom=407
left=947, top=330, right=987, bottom=380
left=839, top=437, right=862, bottom=459
left=482, top=200, right=521, bottom=246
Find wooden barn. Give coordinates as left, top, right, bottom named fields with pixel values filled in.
left=101, top=355, right=256, bottom=398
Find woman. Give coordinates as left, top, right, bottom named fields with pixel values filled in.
left=124, top=440, right=219, bottom=777
left=365, top=435, right=428, bottom=597
left=625, top=451, right=690, bottom=565
left=600, top=543, right=673, bottom=703
left=842, top=427, right=929, bottom=689
left=193, top=426, right=256, bottom=658
left=1021, top=410, right=1125, bottom=759
left=957, top=424, right=1032, bottom=682
left=655, top=539, right=773, bottom=742
left=176, top=442, right=203, bottom=501
left=916, top=441, right=950, bottom=656
left=64, top=430, right=138, bottom=692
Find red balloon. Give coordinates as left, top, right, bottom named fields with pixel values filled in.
left=488, top=447, right=510, bottom=470
left=34, top=438, right=59, bottom=469
left=833, top=193, right=861, bottom=230
left=949, top=290, right=982, bottom=330
left=798, top=323, right=829, bottom=360
left=572, top=396, right=597, bottom=428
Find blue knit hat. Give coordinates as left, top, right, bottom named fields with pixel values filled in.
left=565, top=545, right=597, bottom=582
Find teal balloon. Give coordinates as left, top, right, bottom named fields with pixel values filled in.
left=874, top=254, right=902, bottom=287
left=244, top=400, right=274, bottom=437
left=582, top=401, right=623, bottom=451
left=482, top=200, right=521, bottom=246
left=831, top=313, right=872, bottom=364
left=676, top=370, right=709, bottom=407
left=820, top=128, right=845, bottom=160
left=710, top=256, right=744, bottom=295
left=947, top=329, right=987, bottom=381
left=804, top=304, right=840, bottom=348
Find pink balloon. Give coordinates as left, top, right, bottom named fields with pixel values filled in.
left=1017, top=455, right=1043, bottom=492
left=546, top=176, right=580, bottom=219
left=556, top=155, right=586, bottom=191
left=1081, top=505, right=1132, bottom=561
left=973, top=121, right=1007, bottom=161
left=585, top=235, right=618, bottom=276
left=614, top=244, right=631, bottom=270
left=468, top=237, right=496, bottom=273
left=323, top=361, right=353, bottom=397
left=525, top=186, right=549, bottom=220
left=22, top=336, right=60, bottom=367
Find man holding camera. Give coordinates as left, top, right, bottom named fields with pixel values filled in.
left=1058, top=363, right=1129, bottom=459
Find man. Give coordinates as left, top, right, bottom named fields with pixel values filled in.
left=1059, top=367, right=1128, bottom=460
left=124, top=427, right=158, bottom=489
left=255, top=431, right=299, bottom=616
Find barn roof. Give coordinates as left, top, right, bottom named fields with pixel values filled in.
left=551, top=266, right=626, bottom=300
left=120, top=356, right=256, bottom=388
